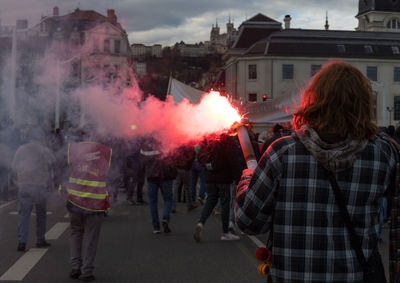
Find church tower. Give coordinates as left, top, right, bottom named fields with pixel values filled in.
left=356, top=0, right=400, bottom=32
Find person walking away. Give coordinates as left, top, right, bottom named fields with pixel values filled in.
left=191, top=143, right=206, bottom=204
left=171, top=144, right=197, bottom=212
left=235, top=61, right=397, bottom=282
left=124, top=138, right=147, bottom=205
left=12, top=129, right=55, bottom=252
left=62, top=135, right=112, bottom=282
left=193, top=132, right=242, bottom=242
left=140, top=137, right=177, bottom=234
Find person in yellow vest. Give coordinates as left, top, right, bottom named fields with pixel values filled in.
left=61, top=133, right=112, bottom=282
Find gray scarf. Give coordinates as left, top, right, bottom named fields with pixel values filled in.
left=296, top=125, right=368, bottom=172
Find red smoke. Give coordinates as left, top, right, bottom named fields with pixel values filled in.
left=78, top=87, right=242, bottom=152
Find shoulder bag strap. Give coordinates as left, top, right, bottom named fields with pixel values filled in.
left=325, top=169, right=368, bottom=268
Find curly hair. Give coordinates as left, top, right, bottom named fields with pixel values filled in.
left=292, top=61, right=377, bottom=140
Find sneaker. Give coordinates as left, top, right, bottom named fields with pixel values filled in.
left=162, top=220, right=171, bottom=233
left=221, top=232, right=240, bottom=241
left=78, top=274, right=95, bottom=282
left=214, top=208, right=221, bottom=215
left=129, top=200, right=137, bottom=205
left=171, top=208, right=176, bottom=213
left=228, top=226, right=236, bottom=235
left=193, top=223, right=203, bottom=242
left=197, top=197, right=205, bottom=205
left=17, top=242, right=26, bottom=252
left=70, top=269, right=81, bottom=279
left=36, top=241, right=51, bottom=248
left=153, top=228, right=161, bottom=234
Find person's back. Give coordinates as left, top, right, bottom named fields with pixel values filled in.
left=245, top=130, right=395, bottom=281
left=12, top=140, right=55, bottom=186
left=235, top=61, right=397, bottom=282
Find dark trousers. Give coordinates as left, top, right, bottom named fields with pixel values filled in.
left=18, top=185, right=47, bottom=244
left=125, top=176, right=145, bottom=201
left=199, top=183, right=230, bottom=233
left=69, top=211, right=103, bottom=277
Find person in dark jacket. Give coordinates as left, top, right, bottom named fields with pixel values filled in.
left=193, top=132, right=242, bottom=242
left=140, top=137, right=177, bottom=234
left=171, top=143, right=197, bottom=212
left=124, top=138, right=147, bottom=205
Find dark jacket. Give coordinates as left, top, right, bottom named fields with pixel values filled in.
left=140, top=139, right=177, bottom=181
left=172, top=144, right=195, bottom=171
left=198, top=133, right=243, bottom=184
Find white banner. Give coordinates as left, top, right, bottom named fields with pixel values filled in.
left=168, top=77, right=205, bottom=104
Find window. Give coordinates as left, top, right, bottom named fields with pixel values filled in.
left=337, top=44, right=346, bottom=53
left=114, top=40, right=121, bottom=54
left=71, top=62, right=80, bottom=78
left=248, top=93, right=257, bottom=102
left=395, top=96, right=400, bottom=121
left=93, top=39, right=99, bottom=52
left=80, top=32, right=85, bottom=45
left=393, top=46, right=400, bottom=54
left=248, top=64, right=257, bottom=80
left=311, top=64, right=321, bottom=76
left=282, top=64, right=294, bottom=79
left=395, top=67, right=400, bottom=82
left=104, top=39, right=110, bottom=52
left=364, top=45, right=373, bottom=54
left=387, top=18, right=400, bottom=29
left=366, top=66, right=377, bottom=81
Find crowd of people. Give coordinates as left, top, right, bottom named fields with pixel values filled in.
left=3, top=60, right=400, bottom=282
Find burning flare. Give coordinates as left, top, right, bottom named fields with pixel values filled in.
left=196, top=90, right=242, bottom=131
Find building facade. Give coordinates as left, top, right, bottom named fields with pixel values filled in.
left=131, top=43, right=162, bottom=58
left=208, top=18, right=238, bottom=54
left=224, top=4, right=400, bottom=130
left=357, top=0, right=400, bottom=32
left=0, top=7, right=133, bottom=127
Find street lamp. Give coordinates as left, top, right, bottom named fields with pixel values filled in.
left=386, top=106, right=394, bottom=126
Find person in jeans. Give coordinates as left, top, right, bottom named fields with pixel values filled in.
left=141, top=138, right=177, bottom=234
left=193, top=132, right=243, bottom=242
left=235, top=61, right=398, bottom=282
left=172, top=144, right=197, bottom=212
left=12, top=129, right=55, bottom=252
left=191, top=144, right=206, bottom=204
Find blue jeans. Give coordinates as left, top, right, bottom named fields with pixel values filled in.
left=147, top=180, right=173, bottom=229
left=191, top=161, right=206, bottom=201
left=18, top=185, right=47, bottom=244
left=199, top=183, right=231, bottom=233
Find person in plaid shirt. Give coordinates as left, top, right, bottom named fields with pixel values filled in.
left=235, top=61, right=398, bottom=282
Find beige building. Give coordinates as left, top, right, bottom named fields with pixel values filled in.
left=224, top=3, right=400, bottom=131
left=131, top=43, right=162, bottom=58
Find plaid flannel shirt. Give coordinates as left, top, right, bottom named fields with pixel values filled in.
left=236, top=135, right=396, bottom=282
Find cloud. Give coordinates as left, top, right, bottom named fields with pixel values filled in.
left=0, top=0, right=359, bottom=45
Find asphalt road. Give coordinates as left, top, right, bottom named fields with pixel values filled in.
left=0, top=190, right=267, bottom=283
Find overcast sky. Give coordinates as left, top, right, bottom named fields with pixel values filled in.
left=1, top=0, right=360, bottom=46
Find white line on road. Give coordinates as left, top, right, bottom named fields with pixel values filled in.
left=45, top=222, right=69, bottom=240
left=0, top=200, right=17, bottom=210
left=247, top=235, right=265, bottom=248
left=9, top=211, right=53, bottom=216
left=0, top=248, right=47, bottom=281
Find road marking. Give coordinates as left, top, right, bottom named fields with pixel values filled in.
left=0, top=200, right=17, bottom=210
left=247, top=235, right=265, bottom=248
left=45, top=222, right=69, bottom=240
left=9, top=211, right=53, bottom=216
left=0, top=248, right=47, bottom=281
